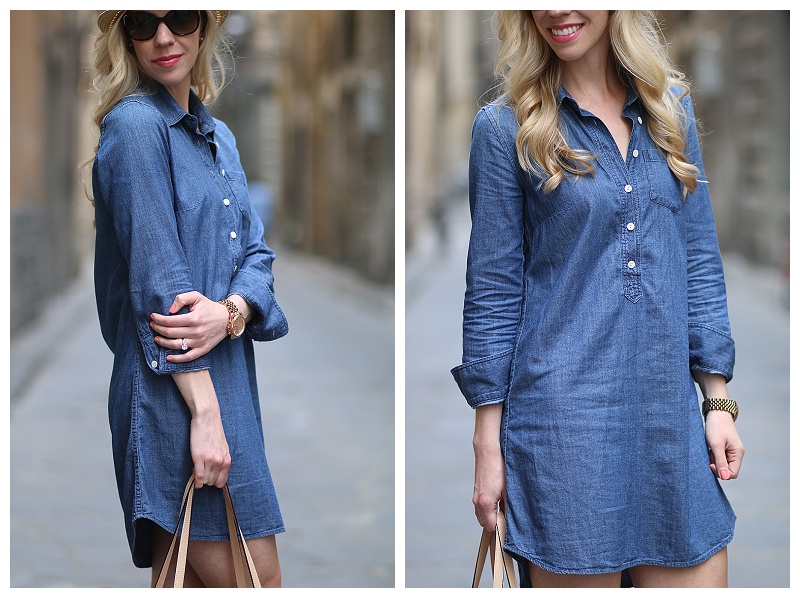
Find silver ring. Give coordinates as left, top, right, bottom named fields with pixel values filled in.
left=181, top=338, right=188, bottom=351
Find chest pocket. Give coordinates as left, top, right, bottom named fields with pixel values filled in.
left=643, top=149, right=684, bottom=212
left=223, top=170, right=252, bottom=221
left=173, top=171, right=212, bottom=213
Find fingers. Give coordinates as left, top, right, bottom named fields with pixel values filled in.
left=704, top=410, right=744, bottom=481
left=709, top=439, right=746, bottom=480
left=194, top=461, right=206, bottom=489
left=193, top=454, right=231, bottom=489
left=708, top=443, right=731, bottom=480
left=473, top=490, right=502, bottom=531
left=170, top=291, right=202, bottom=314
left=475, top=503, right=498, bottom=531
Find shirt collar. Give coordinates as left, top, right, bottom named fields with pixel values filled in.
left=148, top=83, right=216, bottom=135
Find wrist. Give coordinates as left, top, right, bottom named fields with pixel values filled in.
left=226, top=294, right=252, bottom=322
left=473, top=435, right=501, bottom=455
left=218, top=298, right=246, bottom=339
left=702, top=397, right=738, bottom=422
left=192, top=402, right=221, bottom=421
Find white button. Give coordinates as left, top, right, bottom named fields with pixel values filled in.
left=223, top=198, right=230, bottom=206
left=624, top=184, right=632, bottom=193
left=233, top=265, right=237, bottom=272
left=632, top=149, right=639, bottom=158
left=221, top=169, right=226, bottom=177
left=637, top=116, right=643, bottom=124
left=627, top=222, right=635, bottom=231
left=151, top=360, right=158, bottom=368
left=627, top=260, right=636, bottom=269
left=230, top=231, right=237, bottom=239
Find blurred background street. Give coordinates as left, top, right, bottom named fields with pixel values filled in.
left=405, top=10, right=789, bottom=588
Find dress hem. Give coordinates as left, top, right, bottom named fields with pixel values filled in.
left=131, top=514, right=285, bottom=568
left=503, top=528, right=734, bottom=576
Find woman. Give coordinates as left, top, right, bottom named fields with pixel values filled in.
left=451, top=11, right=744, bottom=587
left=89, top=10, right=287, bottom=586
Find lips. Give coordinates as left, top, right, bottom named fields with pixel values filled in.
left=548, top=23, right=584, bottom=42
left=153, top=54, right=182, bottom=68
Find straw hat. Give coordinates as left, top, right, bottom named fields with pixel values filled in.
left=97, top=10, right=229, bottom=33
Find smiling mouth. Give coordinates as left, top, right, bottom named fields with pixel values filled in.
left=550, top=24, right=583, bottom=36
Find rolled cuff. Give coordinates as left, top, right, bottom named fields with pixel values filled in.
left=450, top=348, right=514, bottom=409
left=688, top=322, right=735, bottom=382
left=229, top=270, right=289, bottom=342
left=136, top=319, right=211, bottom=375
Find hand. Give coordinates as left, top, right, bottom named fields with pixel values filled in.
left=150, top=291, right=230, bottom=362
left=473, top=443, right=506, bottom=532
left=705, top=410, right=744, bottom=480
left=190, top=409, right=231, bottom=489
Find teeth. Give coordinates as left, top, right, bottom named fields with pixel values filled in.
left=552, top=24, right=581, bottom=36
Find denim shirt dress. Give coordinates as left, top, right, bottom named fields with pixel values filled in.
left=93, top=83, right=288, bottom=567
left=452, top=87, right=736, bottom=574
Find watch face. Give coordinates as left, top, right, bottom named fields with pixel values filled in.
left=231, top=314, right=246, bottom=338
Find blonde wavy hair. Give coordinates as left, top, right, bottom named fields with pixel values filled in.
left=82, top=10, right=232, bottom=206
left=495, top=10, right=700, bottom=195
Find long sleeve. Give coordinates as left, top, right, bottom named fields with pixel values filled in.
left=214, top=122, right=288, bottom=342
left=93, top=99, right=210, bottom=375
left=681, top=93, right=735, bottom=381
left=451, top=106, right=527, bottom=408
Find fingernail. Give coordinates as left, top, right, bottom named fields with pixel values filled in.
left=720, top=469, right=730, bottom=480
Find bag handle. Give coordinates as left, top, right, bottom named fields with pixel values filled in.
left=154, top=475, right=262, bottom=588
left=471, top=509, right=518, bottom=588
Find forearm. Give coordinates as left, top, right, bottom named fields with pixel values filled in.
left=693, top=371, right=728, bottom=400
left=172, top=369, right=220, bottom=418
left=473, top=403, right=503, bottom=454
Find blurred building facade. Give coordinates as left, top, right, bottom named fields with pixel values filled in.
left=405, top=10, right=497, bottom=253
left=405, top=10, right=790, bottom=271
left=10, top=11, right=95, bottom=337
left=9, top=10, right=395, bottom=336
left=216, top=11, right=395, bottom=284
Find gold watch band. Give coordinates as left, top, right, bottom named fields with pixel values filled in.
left=218, top=298, right=245, bottom=339
left=702, top=397, right=738, bottom=422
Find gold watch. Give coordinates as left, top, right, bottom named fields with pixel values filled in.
left=702, top=397, right=738, bottom=422
left=218, top=298, right=246, bottom=339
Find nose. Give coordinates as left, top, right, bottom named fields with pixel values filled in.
left=153, top=21, right=174, bottom=46
left=546, top=10, right=572, bottom=18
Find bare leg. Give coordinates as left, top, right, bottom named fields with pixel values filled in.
left=528, top=561, right=622, bottom=588
left=188, top=535, right=281, bottom=587
left=151, top=525, right=205, bottom=587
left=150, top=525, right=281, bottom=588
left=629, top=547, right=727, bottom=588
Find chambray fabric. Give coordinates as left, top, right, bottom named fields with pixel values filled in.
left=93, top=83, right=288, bottom=568
left=451, top=87, right=736, bottom=574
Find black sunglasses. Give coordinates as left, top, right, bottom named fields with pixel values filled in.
left=122, top=10, right=202, bottom=42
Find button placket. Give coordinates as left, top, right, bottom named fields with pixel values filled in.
left=621, top=124, right=642, bottom=303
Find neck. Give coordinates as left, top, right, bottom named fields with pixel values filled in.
left=164, top=80, right=192, bottom=113
left=559, top=36, right=624, bottom=104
